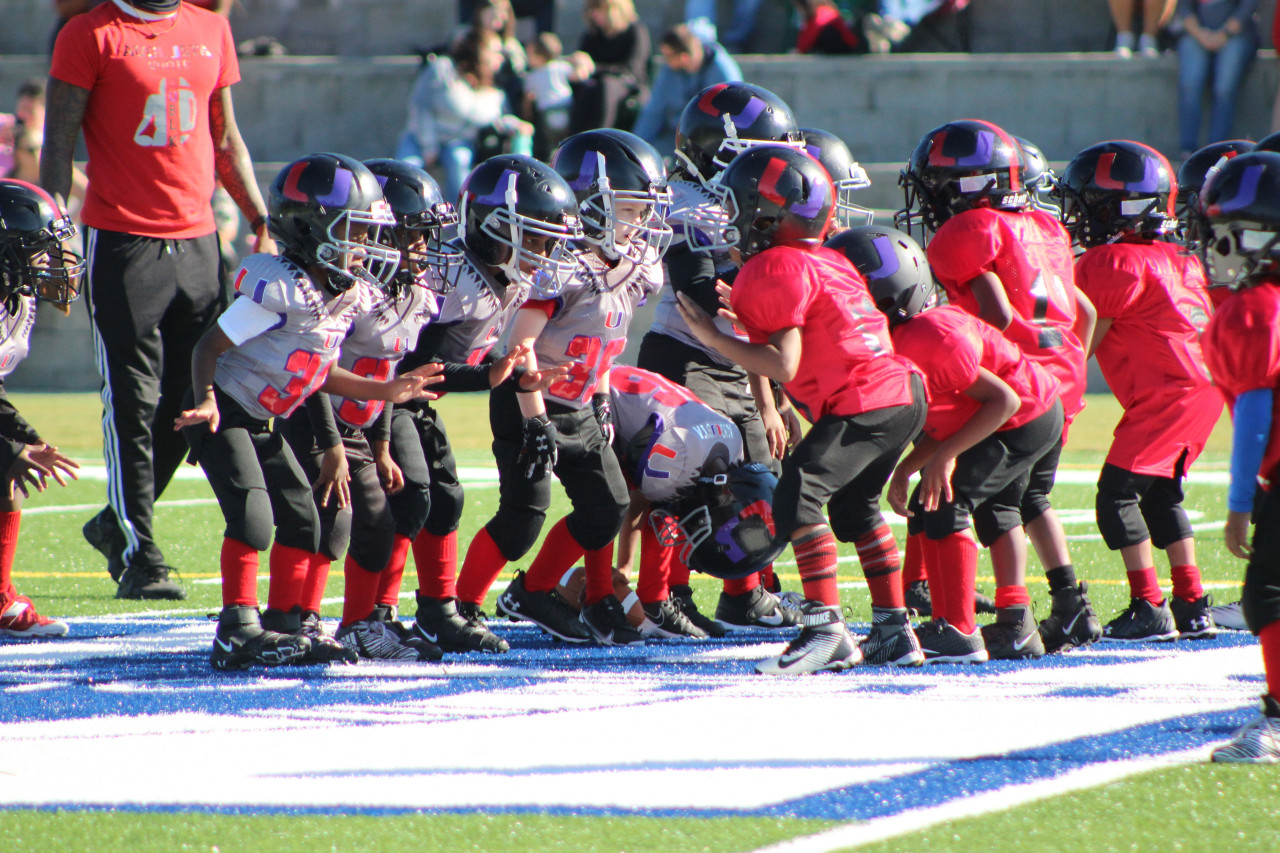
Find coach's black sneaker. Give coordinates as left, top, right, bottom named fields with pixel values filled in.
left=858, top=607, right=924, bottom=666
left=414, top=594, right=509, bottom=653
left=981, top=604, right=1045, bottom=660
left=371, top=604, right=444, bottom=660
left=1102, top=597, right=1178, bottom=642
left=670, top=585, right=726, bottom=638
left=580, top=595, right=645, bottom=646
left=973, top=589, right=997, bottom=615
left=1172, top=594, right=1219, bottom=640
left=116, top=562, right=186, bottom=601
left=262, top=606, right=358, bottom=664
left=640, top=596, right=709, bottom=639
left=917, top=619, right=989, bottom=664
left=1037, top=581, right=1103, bottom=653
left=82, top=508, right=126, bottom=582
left=904, top=580, right=932, bottom=618
left=210, top=605, right=310, bottom=671
left=755, top=601, right=861, bottom=675
left=498, top=571, right=591, bottom=643
left=715, top=586, right=801, bottom=631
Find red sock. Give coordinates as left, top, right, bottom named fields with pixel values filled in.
left=301, top=552, right=331, bottom=614
left=413, top=530, right=457, bottom=599
left=341, top=554, right=383, bottom=626
left=794, top=529, right=839, bottom=606
left=221, top=538, right=259, bottom=608
left=759, top=563, right=777, bottom=591
left=925, top=532, right=978, bottom=634
left=377, top=535, right=411, bottom=608
left=856, top=523, right=904, bottom=609
left=1261, top=621, right=1280, bottom=700
left=1126, top=567, right=1163, bottom=604
left=455, top=526, right=507, bottom=606
left=0, top=510, right=20, bottom=596
left=1170, top=564, right=1205, bottom=602
left=994, top=585, right=1031, bottom=609
left=669, top=555, right=691, bottom=589
left=525, top=517, right=585, bottom=593
left=637, top=526, right=673, bottom=604
left=583, top=542, right=615, bottom=606
left=267, top=543, right=311, bottom=612
left=723, top=573, right=759, bottom=596
left=901, top=532, right=926, bottom=585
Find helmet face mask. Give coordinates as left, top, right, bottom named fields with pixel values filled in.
left=268, top=153, right=401, bottom=293
left=675, top=82, right=804, bottom=189
left=1055, top=140, right=1176, bottom=249
left=0, top=179, right=85, bottom=310
left=459, top=155, right=584, bottom=298
left=1015, top=136, right=1060, bottom=217
left=1175, top=140, right=1253, bottom=250
left=363, top=158, right=461, bottom=296
left=1197, top=151, right=1280, bottom=288
left=801, top=127, right=874, bottom=229
left=713, top=145, right=834, bottom=260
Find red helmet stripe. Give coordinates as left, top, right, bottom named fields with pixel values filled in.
left=697, top=84, right=730, bottom=116
left=758, top=157, right=789, bottom=207
left=281, top=161, right=311, bottom=202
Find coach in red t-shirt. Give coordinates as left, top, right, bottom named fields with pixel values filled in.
left=42, top=0, right=274, bottom=601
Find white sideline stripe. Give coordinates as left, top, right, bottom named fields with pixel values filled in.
left=751, top=747, right=1210, bottom=853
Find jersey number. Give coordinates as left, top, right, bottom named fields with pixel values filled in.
left=1029, top=271, right=1068, bottom=349
left=548, top=336, right=626, bottom=403
left=258, top=349, right=326, bottom=417
left=336, top=356, right=392, bottom=426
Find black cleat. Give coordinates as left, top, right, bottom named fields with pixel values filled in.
left=858, top=607, right=924, bottom=666
left=981, top=604, right=1045, bottom=659
left=580, top=595, right=645, bottom=646
left=917, top=619, right=989, bottom=664
left=372, top=604, right=445, bottom=660
left=1037, top=581, right=1103, bottom=653
left=755, top=601, right=860, bottom=675
left=904, top=580, right=932, bottom=618
left=1102, top=597, right=1179, bottom=642
left=715, top=586, right=800, bottom=631
left=116, top=563, right=186, bottom=600
left=640, top=596, right=709, bottom=639
left=497, top=570, right=591, bottom=643
left=82, top=508, right=126, bottom=582
left=1172, top=593, right=1219, bottom=640
left=670, top=585, right=726, bottom=638
left=210, top=605, right=310, bottom=671
left=262, top=606, right=358, bottom=664
left=414, top=593, right=509, bottom=653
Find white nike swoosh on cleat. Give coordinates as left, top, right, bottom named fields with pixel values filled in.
left=1013, top=633, right=1036, bottom=651
left=214, top=637, right=234, bottom=653
left=1063, top=611, right=1083, bottom=636
left=418, top=629, right=440, bottom=643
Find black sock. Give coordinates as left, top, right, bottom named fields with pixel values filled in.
left=1046, top=564, right=1078, bottom=594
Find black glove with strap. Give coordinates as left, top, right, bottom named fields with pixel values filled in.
left=592, top=393, right=614, bottom=446
left=516, top=413, right=558, bottom=479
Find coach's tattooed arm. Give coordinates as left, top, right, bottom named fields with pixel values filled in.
left=39, top=79, right=89, bottom=210
left=210, top=87, right=276, bottom=254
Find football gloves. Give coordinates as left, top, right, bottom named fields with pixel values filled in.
left=517, top=413, right=559, bottom=479
left=592, top=393, right=614, bottom=446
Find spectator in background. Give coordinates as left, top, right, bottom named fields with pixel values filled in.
left=461, top=0, right=529, bottom=109
left=522, top=33, right=578, bottom=159
left=1108, top=0, right=1176, bottom=57
left=458, top=0, right=556, bottom=36
left=50, top=0, right=230, bottom=53
left=0, top=79, right=46, bottom=178
left=630, top=24, right=742, bottom=153
left=397, top=29, right=532, bottom=199
left=685, top=0, right=764, bottom=53
left=569, top=0, right=651, bottom=134
left=1173, top=0, right=1259, bottom=158
left=795, top=0, right=865, bottom=54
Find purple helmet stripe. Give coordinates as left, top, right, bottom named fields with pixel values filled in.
left=569, top=152, right=602, bottom=192
left=473, top=169, right=522, bottom=206
left=790, top=175, right=828, bottom=218
left=727, top=97, right=766, bottom=132
left=955, top=131, right=995, bottom=168
left=715, top=516, right=747, bottom=563
left=1219, top=164, right=1264, bottom=213
left=316, top=168, right=354, bottom=206
left=866, top=235, right=902, bottom=280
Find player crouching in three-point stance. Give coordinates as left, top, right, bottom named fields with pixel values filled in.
left=175, top=154, right=442, bottom=672
left=1196, top=151, right=1280, bottom=762
left=0, top=180, right=83, bottom=639
left=676, top=145, right=927, bottom=674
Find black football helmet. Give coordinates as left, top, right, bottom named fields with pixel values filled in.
left=674, top=82, right=803, bottom=188
left=1014, top=136, right=1059, bottom=216
left=712, top=145, right=835, bottom=260
left=268, top=152, right=400, bottom=292
left=1196, top=150, right=1280, bottom=287
left=0, top=179, right=84, bottom=308
left=457, top=154, right=583, bottom=298
left=825, top=225, right=935, bottom=328
left=800, top=127, right=873, bottom=228
left=1253, top=132, right=1280, bottom=154
left=551, top=129, right=673, bottom=265
left=1055, top=140, right=1176, bottom=248
left=363, top=158, right=461, bottom=295
left=897, top=119, right=1028, bottom=238
left=1176, top=140, right=1253, bottom=248
left=650, top=461, right=786, bottom=580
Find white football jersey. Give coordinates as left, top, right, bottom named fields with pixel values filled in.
left=608, top=365, right=743, bottom=503
left=332, top=281, right=439, bottom=430
left=429, top=242, right=531, bottom=365
left=649, top=180, right=745, bottom=366
left=215, top=253, right=372, bottom=422
left=0, top=294, right=36, bottom=382
left=532, top=248, right=663, bottom=410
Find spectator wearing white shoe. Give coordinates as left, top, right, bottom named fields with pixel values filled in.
left=1109, top=0, right=1177, bottom=56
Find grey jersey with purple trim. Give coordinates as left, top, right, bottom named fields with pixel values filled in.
left=431, top=241, right=530, bottom=365
left=0, top=294, right=36, bottom=382
left=215, top=253, right=372, bottom=422
left=648, top=180, right=745, bottom=366
left=333, top=278, right=440, bottom=430
left=530, top=247, right=663, bottom=410
left=608, top=365, right=742, bottom=503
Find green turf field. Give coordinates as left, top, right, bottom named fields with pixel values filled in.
left=3, top=391, right=1276, bottom=853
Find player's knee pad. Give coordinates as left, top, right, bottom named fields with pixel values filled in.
left=225, top=487, right=275, bottom=552
left=971, top=502, right=1022, bottom=548
left=487, top=506, right=548, bottom=562
left=272, top=488, right=322, bottom=554
left=1019, top=490, right=1053, bottom=525
left=317, top=506, right=352, bottom=562
left=1140, top=485, right=1194, bottom=550
left=566, top=501, right=628, bottom=553
left=389, top=481, right=431, bottom=540
left=423, top=480, right=465, bottom=537
left=1242, top=578, right=1280, bottom=635
left=1095, top=482, right=1148, bottom=551
left=348, top=519, right=396, bottom=574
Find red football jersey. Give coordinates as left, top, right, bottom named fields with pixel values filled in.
left=50, top=3, right=239, bottom=238
left=1202, top=279, right=1280, bottom=490
left=890, top=305, right=1059, bottom=442
left=1076, top=239, right=1222, bottom=476
left=730, top=245, right=920, bottom=422
left=928, top=207, right=1087, bottom=429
